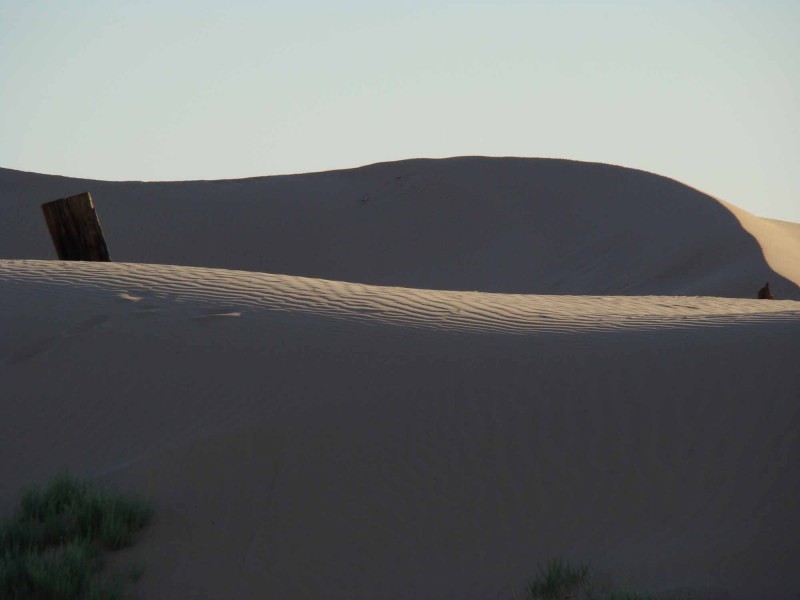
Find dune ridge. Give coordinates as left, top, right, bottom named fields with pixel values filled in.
left=2, top=260, right=799, bottom=340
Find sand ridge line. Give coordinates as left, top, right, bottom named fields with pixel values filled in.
left=2, top=260, right=798, bottom=337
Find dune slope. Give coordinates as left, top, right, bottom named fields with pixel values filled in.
left=2, top=157, right=798, bottom=299
left=1, top=260, right=799, bottom=599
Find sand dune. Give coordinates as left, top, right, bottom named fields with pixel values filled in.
left=2, top=158, right=799, bottom=599
left=2, top=157, right=798, bottom=299
left=1, top=260, right=799, bottom=599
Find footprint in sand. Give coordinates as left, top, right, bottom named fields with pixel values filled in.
left=191, top=310, right=243, bottom=323
left=117, top=291, right=242, bottom=322
left=117, top=291, right=162, bottom=317
left=133, top=305, right=162, bottom=318
left=68, top=314, right=110, bottom=334
left=117, top=292, right=144, bottom=302
left=5, top=315, right=110, bottom=366
left=5, top=335, right=63, bottom=366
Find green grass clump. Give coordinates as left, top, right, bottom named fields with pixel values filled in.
left=526, top=558, right=591, bottom=599
left=524, top=559, right=708, bottom=600
left=0, top=473, right=152, bottom=600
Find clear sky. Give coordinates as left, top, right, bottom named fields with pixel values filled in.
left=1, top=1, right=798, bottom=222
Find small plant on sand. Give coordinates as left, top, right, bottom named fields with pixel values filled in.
left=526, top=558, right=591, bottom=599
left=523, top=560, right=709, bottom=600
left=0, top=472, right=152, bottom=600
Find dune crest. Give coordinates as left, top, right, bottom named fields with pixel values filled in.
left=1, top=260, right=798, bottom=338
left=717, top=197, right=800, bottom=293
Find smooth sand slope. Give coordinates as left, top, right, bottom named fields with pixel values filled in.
left=2, top=157, right=799, bottom=299
left=2, top=158, right=799, bottom=599
left=1, top=261, right=798, bottom=599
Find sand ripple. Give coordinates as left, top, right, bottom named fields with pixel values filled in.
left=2, top=260, right=798, bottom=337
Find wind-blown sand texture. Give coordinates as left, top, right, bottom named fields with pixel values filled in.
left=1, top=158, right=799, bottom=599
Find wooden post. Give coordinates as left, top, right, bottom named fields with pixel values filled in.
left=758, top=282, right=774, bottom=300
left=41, top=192, right=111, bottom=261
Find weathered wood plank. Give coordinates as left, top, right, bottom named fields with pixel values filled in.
left=41, top=192, right=111, bottom=261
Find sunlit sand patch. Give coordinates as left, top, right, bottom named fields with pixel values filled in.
left=117, top=292, right=144, bottom=302
left=191, top=311, right=243, bottom=322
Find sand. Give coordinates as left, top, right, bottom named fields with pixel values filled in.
left=1, top=157, right=798, bottom=599
left=3, top=157, right=798, bottom=299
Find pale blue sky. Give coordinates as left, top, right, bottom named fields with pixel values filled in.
left=1, top=1, right=798, bottom=221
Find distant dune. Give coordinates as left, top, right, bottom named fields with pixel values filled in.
left=1, top=158, right=798, bottom=599
left=2, top=157, right=798, bottom=298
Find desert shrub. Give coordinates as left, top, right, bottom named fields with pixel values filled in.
left=524, top=559, right=712, bottom=600
left=0, top=473, right=151, bottom=599
left=526, top=558, right=591, bottom=599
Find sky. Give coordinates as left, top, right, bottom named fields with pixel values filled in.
left=1, top=1, right=798, bottom=222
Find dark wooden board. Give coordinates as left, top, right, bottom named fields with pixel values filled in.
left=41, top=192, right=111, bottom=261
